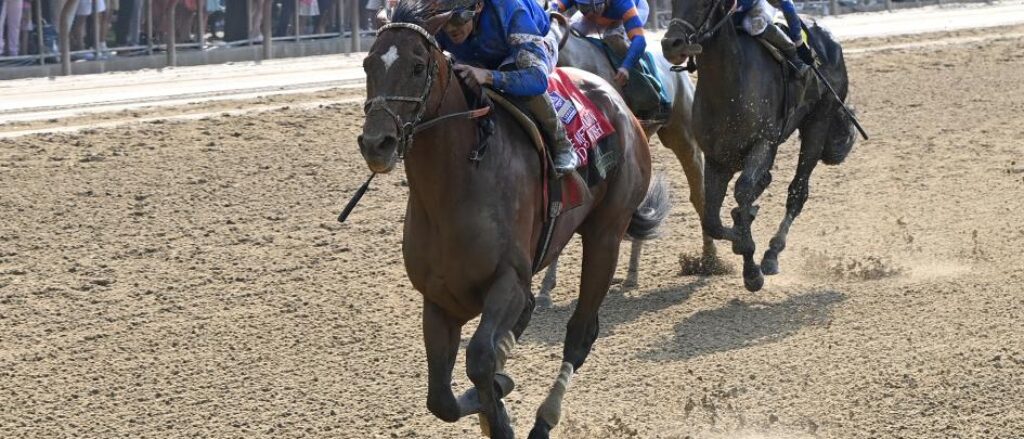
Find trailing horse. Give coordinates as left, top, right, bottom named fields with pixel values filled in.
left=356, top=1, right=669, bottom=437
left=661, top=0, right=858, bottom=291
left=538, top=13, right=726, bottom=308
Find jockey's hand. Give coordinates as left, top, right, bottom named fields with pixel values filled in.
left=614, top=67, right=630, bottom=86
left=454, top=64, right=493, bottom=88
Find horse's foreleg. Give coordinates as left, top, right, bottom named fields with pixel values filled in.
left=465, top=269, right=526, bottom=439
left=423, top=300, right=463, bottom=423
left=762, top=134, right=822, bottom=275
left=702, top=161, right=739, bottom=242
left=530, top=228, right=623, bottom=439
left=658, top=125, right=719, bottom=263
left=732, top=143, right=776, bottom=292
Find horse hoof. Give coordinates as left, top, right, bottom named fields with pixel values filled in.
left=494, top=372, right=516, bottom=398
left=761, top=257, right=780, bottom=276
left=528, top=418, right=553, bottom=439
left=744, top=271, right=764, bottom=292
left=536, top=294, right=553, bottom=310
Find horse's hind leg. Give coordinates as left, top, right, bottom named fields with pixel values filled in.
left=731, top=143, right=776, bottom=292
left=762, top=123, right=825, bottom=275
left=622, top=239, right=642, bottom=289
left=529, top=226, right=624, bottom=439
left=465, top=269, right=527, bottom=439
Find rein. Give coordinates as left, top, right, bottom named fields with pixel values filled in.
left=667, top=0, right=737, bottom=46
left=365, top=22, right=491, bottom=160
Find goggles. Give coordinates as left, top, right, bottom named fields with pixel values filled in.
left=577, top=0, right=606, bottom=14
left=447, top=8, right=477, bottom=26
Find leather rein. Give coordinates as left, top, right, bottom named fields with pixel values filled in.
left=667, top=0, right=738, bottom=46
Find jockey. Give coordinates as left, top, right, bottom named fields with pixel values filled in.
left=738, top=0, right=812, bottom=76
left=435, top=0, right=579, bottom=175
left=549, top=0, right=648, bottom=87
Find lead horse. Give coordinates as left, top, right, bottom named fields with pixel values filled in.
left=538, top=13, right=726, bottom=307
left=356, top=1, right=669, bottom=437
left=661, top=0, right=858, bottom=291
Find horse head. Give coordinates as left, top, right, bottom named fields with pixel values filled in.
left=661, top=0, right=733, bottom=65
left=358, top=1, right=451, bottom=173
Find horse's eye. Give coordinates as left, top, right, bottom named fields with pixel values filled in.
left=413, top=63, right=426, bottom=75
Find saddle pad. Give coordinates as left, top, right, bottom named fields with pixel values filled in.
left=547, top=68, right=616, bottom=167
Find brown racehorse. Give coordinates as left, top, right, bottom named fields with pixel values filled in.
left=356, top=1, right=669, bottom=438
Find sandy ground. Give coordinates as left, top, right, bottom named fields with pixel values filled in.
left=2, top=24, right=1024, bottom=439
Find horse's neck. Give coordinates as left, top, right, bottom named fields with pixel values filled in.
left=402, top=79, right=478, bottom=213
left=698, top=24, right=746, bottom=88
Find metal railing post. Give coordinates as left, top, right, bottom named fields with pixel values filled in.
left=198, top=0, right=207, bottom=48
left=829, top=0, right=839, bottom=15
left=168, top=0, right=180, bottom=66
left=147, top=0, right=154, bottom=55
left=647, top=0, right=658, bottom=30
left=36, top=0, right=45, bottom=65
left=294, top=0, right=301, bottom=40
left=338, top=0, right=346, bottom=53
left=349, top=0, right=359, bottom=52
left=262, top=0, right=272, bottom=59
left=92, top=0, right=101, bottom=59
left=885, top=0, right=892, bottom=10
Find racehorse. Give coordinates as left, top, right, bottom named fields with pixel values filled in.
left=356, top=1, right=669, bottom=437
left=537, top=12, right=724, bottom=307
left=660, top=0, right=858, bottom=291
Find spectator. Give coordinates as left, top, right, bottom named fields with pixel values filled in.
left=297, top=0, right=317, bottom=35
left=72, top=0, right=108, bottom=53
left=249, top=0, right=267, bottom=41
left=1, top=0, right=24, bottom=55
left=314, top=0, right=334, bottom=34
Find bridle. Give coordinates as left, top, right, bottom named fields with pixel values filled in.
left=364, top=22, right=490, bottom=160
left=667, top=0, right=737, bottom=46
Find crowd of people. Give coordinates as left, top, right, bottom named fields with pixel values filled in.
left=0, top=0, right=387, bottom=63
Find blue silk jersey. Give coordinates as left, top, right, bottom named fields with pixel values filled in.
left=552, top=0, right=647, bottom=71
left=437, top=0, right=553, bottom=96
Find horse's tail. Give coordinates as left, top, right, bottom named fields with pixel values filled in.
left=821, top=98, right=858, bottom=166
left=626, top=173, right=672, bottom=241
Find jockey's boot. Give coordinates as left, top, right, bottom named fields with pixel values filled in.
left=759, top=24, right=810, bottom=78
left=523, top=94, right=577, bottom=176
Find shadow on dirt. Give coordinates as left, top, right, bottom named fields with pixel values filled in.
left=521, top=278, right=710, bottom=346
left=639, top=290, right=846, bottom=361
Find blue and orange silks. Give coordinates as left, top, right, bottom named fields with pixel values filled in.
left=551, top=0, right=648, bottom=72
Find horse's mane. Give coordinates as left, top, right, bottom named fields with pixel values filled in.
left=391, top=0, right=435, bottom=26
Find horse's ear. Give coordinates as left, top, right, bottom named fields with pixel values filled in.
left=424, top=11, right=452, bottom=35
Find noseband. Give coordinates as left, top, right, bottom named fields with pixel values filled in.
left=364, top=22, right=490, bottom=160
left=667, top=0, right=737, bottom=46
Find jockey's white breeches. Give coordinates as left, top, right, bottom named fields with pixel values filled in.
left=742, top=0, right=777, bottom=36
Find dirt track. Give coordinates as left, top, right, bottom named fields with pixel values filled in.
left=2, top=25, right=1024, bottom=438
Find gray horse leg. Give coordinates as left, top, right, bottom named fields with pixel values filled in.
left=762, top=125, right=825, bottom=275
left=465, top=269, right=527, bottom=439
left=731, top=142, right=776, bottom=292
left=622, top=239, right=643, bottom=289
left=657, top=124, right=723, bottom=268
left=701, top=161, right=740, bottom=242
left=537, top=257, right=559, bottom=310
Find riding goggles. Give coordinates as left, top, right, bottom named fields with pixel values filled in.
left=447, top=8, right=477, bottom=26
left=577, top=0, right=606, bottom=14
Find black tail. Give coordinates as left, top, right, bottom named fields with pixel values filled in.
left=821, top=100, right=858, bottom=165
left=626, top=174, right=671, bottom=240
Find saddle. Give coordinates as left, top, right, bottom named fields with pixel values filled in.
left=481, top=72, right=620, bottom=273
left=581, top=35, right=672, bottom=123
left=752, top=17, right=825, bottom=137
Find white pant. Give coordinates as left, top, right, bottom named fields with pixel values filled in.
left=569, top=0, right=649, bottom=40
left=741, top=0, right=776, bottom=36
left=0, top=0, right=23, bottom=56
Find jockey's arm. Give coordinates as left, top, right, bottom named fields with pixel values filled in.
left=775, top=0, right=804, bottom=45
left=618, top=6, right=646, bottom=71
left=490, top=11, right=553, bottom=96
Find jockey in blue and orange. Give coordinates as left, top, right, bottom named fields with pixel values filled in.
left=435, top=0, right=579, bottom=174
left=549, top=0, right=648, bottom=87
left=736, top=0, right=812, bottom=76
